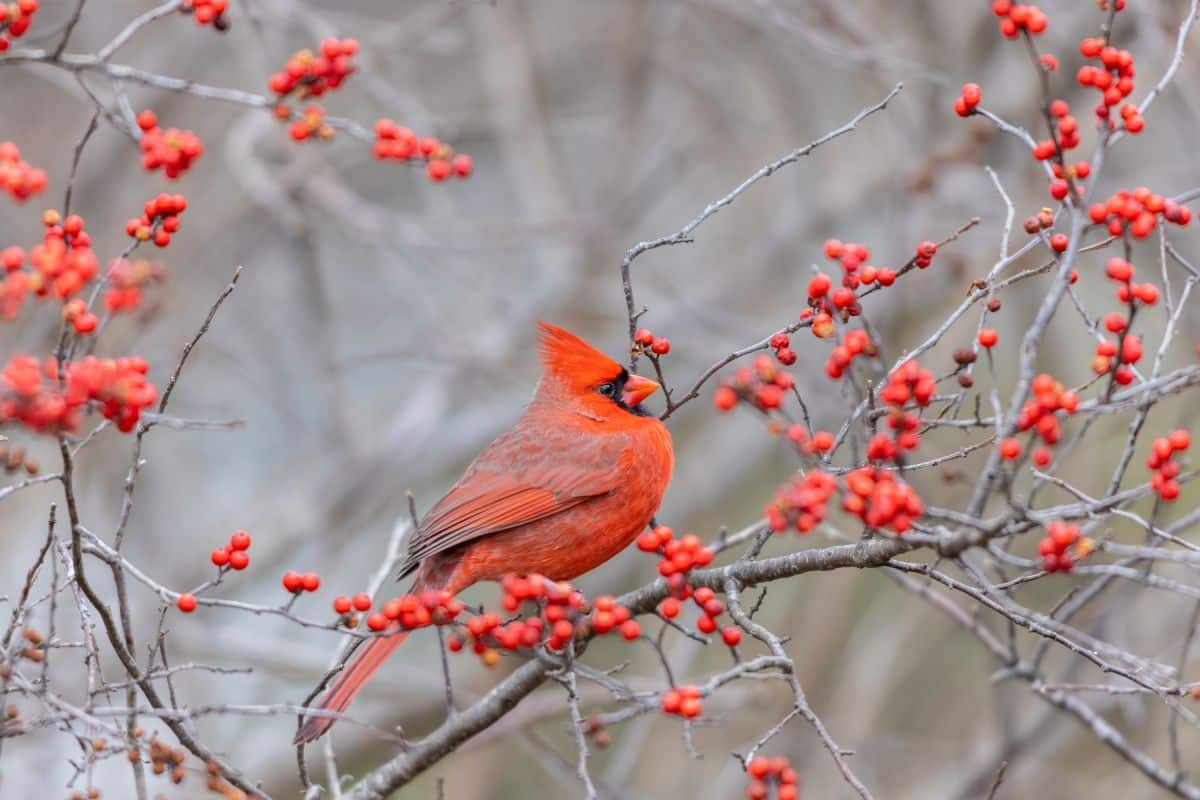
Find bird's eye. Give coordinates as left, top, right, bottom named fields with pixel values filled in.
left=597, top=382, right=616, bottom=397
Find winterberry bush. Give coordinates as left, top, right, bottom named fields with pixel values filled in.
left=2, top=2, right=1200, bottom=799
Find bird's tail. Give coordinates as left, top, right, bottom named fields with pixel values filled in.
left=294, top=574, right=437, bottom=744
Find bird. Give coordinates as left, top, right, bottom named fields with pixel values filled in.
left=295, top=321, right=673, bottom=743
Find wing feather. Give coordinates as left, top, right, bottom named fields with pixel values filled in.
left=399, top=421, right=630, bottom=576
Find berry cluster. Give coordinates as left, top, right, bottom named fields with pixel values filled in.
left=1009, top=373, right=1080, bottom=466
left=143, top=735, right=188, bottom=785
left=1077, top=37, right=1139, bottom=131
left=872, top=359, right=935, bottom=461
left=656, top=585, right=741, bottom=645
left=287, top=104, right=332, bottom=142
left=990, top=1, right=1048, bottom=38
left=281, top=570, right=321, bottom=594
left=0, top=141, right=46, bottom=202
left=842, top=466, right=924, bottom=534
left=268, top=39, right=358, bottom=99
left=636, top=525, right=715, bottom=580
left=824, top=328, right=875, bottom=380
left=103, top=258, right=163, bottom=314
left=209, top=529, right=252, bottom=571
left=373, top=120, right=474, bottom=182
left=746, top=755, right=800, bottom=800
left=954, top=82, right=981, bottom=117
left=1088, top=188, right=1192, bottom=239
left=782, top=425, right=835, bottom=458
left=764, top=469, right=837, bottom=534
left=125, top=192, right=188, bottom=248
left=0, top=441, right=38, bottom=475
left=713, top=356, right=795, bottom=413
left=660, top=684, right=703, bottom=719
left=179, top=0, right=229, bottom=29
left=62, top=298, right=98, bottom=335
left=1, top=210, right=99, bottom=319
left=633, top=327, right=672, bottom=356
left=0, top=0, right=37, bottom=52
left=0, top=355, right=156, bottom=433
left=370, top=590, right=464, bottom=637
left=1037, top=520, right=1091, bottom=573
left=1090, top=257, right=1158, bottom=383
left=450, top=576, right=601, bottom=659
left=766, top=332, right=795, bottom=366
left=1147, top=430, right=1190, bottom=501
left=137, top=111, right=204, bottom=180
left=331, top=592, right=374, bottom=627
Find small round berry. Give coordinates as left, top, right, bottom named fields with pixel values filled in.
left=210, top=547, right=230, bottom=567
left=619, top=619, right=641, bottom=640
left=281, top=570, right=303, bottom=593
left=176, top=593, right=197, bottom=613
left=301, top=572, right=320, bottom=592
left=366, top=613, right=388, bottom=632
left=426, top=159, right=451, bottom=181
left=333, top=595, right=352, bottom=615
left=228, top=550, right=250, bottom=570
left=999, top=438, right=1022, bottom=460
left=807, top=273, right=832, bottom=299
left=352, top=592, right=373, bottom=612
left=229, top=530, right=251, bottom=551
left=714, top=385, right=737, bottom=412
left=650, top=337, right=670, bottom=355
left=136, top=110, right=158, bottom=132
left=978, top=328, right=998, bottom=348
left=811, top=431, right=835, bottom=452
left=721, top=627, right=742, bottom=646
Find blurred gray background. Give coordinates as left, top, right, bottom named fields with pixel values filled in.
left=2, top=0, right=1200, bottom=797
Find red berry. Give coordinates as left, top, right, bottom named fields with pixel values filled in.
left=650, top=337, right=671, bottom=355
left=176, top=593, right=197, bottom=613
left=721, top=627, right=742, bottom=646
left=136, top=109, right=158, bottom=132
left=301, top=572, right=320, bottom=592
left=451, top=154, right=473, bottom=178
left=210, top=547, right=230, bottom=567
left=228, top=550, right=250, bottom=570
left=366, top=612, right=388, bottom=631
left=978, top=328, right=998, bottom=348
left=426, top=159, right=451, bottom=181
left=282, top=570, right=303, bottom=593
left=333, top=595, right=352, bottom=614
left=352, top=592, right=373, bottom=612
left=229, top=530, right=251, bottom=550
left=999, top=438, right=1021, bottom=459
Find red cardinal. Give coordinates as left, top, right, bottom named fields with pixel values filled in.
left=295, top=322, right=673, bottom=742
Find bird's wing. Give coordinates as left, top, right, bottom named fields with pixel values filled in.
left=400, top=426, right=630, bottom=576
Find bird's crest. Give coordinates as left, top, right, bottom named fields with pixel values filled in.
left=536, top=321, right=623, bottom=388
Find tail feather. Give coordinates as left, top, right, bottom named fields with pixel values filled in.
left=293, top=629, right=410, bottom=744
left=294, top=571, right=449, bottom=744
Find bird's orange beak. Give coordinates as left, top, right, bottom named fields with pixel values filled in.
left=621, top=373, right=659, bottom=407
